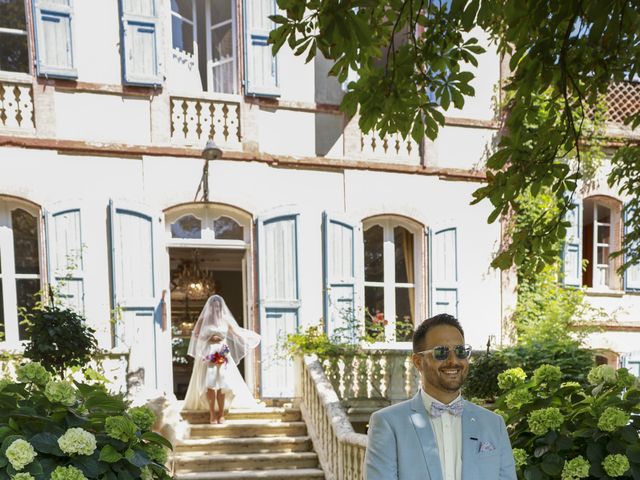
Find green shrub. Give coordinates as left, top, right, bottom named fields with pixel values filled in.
left=500, top=340, right=594, bottom=385
left=463, top=352, right=509, bottom=401
left=496, top=364, right=640, bottom=480
left=465, top=340, right=595, bottom=401
left=0, top=361, right=172, bottom=480
left=23, top=304, right=98, bottom=377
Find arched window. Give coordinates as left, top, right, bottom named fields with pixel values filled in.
left=213, top=216, right=243, bottom=240
left=165, top=205, right=249, bottom=245
left=363, top=217, right=422, bottom=342
left=0, top=199, right=43, bottom=343
left=171, top=214, right=202, bottom=239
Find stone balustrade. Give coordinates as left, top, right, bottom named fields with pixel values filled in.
left=320, top=349, right=420, bottom=406
left=299, top=354, right=368, bottom=480
left=0, top=80, right=34, bottom=132
left=360, top=130, right=421, bottom=163
left=170, top=96, right=241, bottom=149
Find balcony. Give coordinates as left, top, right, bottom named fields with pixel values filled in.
left=0, top=79, right=35, bottom=133
left=170, top=96, right=241, bottom=150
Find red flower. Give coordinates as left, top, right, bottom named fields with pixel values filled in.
left=373, top=312, right=388, bottom=325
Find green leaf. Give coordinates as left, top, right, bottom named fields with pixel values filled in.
left=461, top=0, right=479, bottom=30
left=72, top=453, right=108, bottom=477
left=141, top=432, right=173, bottom=451
left=523, top=465, right=545, bottom=480
left=99, top=444, right=123, bottom=463
left=29, top=432, right=64, bottom=456
left=628, top=444, right=640, bottom=464
left=125, top=448, right=151, bottom=468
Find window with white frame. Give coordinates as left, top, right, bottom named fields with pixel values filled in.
left=363, top=218, right=421, bottom=342
left=0, top=199, right=43, bottom=343
left=0, top=0, right=29, bottom=73
left=582, top=197, right=622, bottom=290
left=170, top=0, right=237, bottom=93
left=167, top=206, right=248, bottom=245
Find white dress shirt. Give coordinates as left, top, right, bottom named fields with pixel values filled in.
left=420, top=389, right=462, bottom=480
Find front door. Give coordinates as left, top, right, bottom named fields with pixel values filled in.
left=169, top=246, right=246, bottom=399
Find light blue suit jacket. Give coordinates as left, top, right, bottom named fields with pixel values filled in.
left=364, top=393, right=517, bottom=480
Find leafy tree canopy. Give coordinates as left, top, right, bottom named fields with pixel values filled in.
left=271, top=0, right=640, bottom=273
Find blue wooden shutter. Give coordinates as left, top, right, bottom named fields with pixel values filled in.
left=257, top=211, right=300, bottom=397
left=428, top=225, right=459, bottom=318
left=624, top=204, right=640, bottom=292
left=109, top=200, right=163, bottom=389
left=322, top=212, right=361, bottom=341
left=562, top=200, right=582, bottom=287
left=119, top=0, right=162, bottom=86
left=243, top=0, right=279, bottom=96
left=32, top=0, right=77, bottom=78
left=45, top=205, right=85, bottom=313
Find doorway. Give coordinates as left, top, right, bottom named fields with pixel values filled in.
left=170, top=246, right=245, bottom=399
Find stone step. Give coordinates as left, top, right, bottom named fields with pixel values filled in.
left=175, top=451, right=319, bottom=473
left=174, top=468, right=325, bottom=480
left=188, top=420, right=308, bottom=438
left=182, top=408, right=301, bottom=424
left=176, top=435, right=312, bottom=454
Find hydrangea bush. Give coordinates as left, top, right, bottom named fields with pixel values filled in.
left=497, top=364, right=640, bottom=479
left=0, top=361, right=172, bottom=479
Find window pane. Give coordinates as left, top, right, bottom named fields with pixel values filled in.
left=12, top=209, right=40, bottom=275
left=394, top=226, right=414, bottom=283
left=597, top=224, right=610, bottom=244
left=172, top=0, right=193, bottom=20
left=597, top=205, right=611, bottom=224
left=395, top=287, right=414, bottom=341
left=0, top=32, right=28, bottom=73
left=595, top=266, right=609, bottom=288
left=212, top=23, right=233, bottom=62
left=16, top=278, right=39, bottom=340
left=597, top=246, right=610, bottom=264
left=172, top=15, right=194, bottom=53
left=210, top=0, right=232, bottom=23
left=364, top=225, right=383, bottom=282
left=0, top=0, right=26, bottom=30
left=171, top=215, right=202, bottom=239
left=214, top=216, right=243, bottom=240
left=365, top=286, right=384, bottom=340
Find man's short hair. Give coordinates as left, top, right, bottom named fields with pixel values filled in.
left=412, top=314, right=465, bottom=353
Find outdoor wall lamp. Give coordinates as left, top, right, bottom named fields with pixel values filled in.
left=196, top=139, right=223, bottom=202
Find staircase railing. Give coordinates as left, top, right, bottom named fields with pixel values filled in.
left=298, top=354, right=368, bottom=480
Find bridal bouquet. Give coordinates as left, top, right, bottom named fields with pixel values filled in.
left=205, top=345, right=230, bottom=366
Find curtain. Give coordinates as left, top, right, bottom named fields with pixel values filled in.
left=402, top=230, right=415, bottom=324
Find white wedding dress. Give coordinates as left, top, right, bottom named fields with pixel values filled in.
left=182, top=295, right=262, bottom=411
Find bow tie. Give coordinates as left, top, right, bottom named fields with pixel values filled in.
left=430, top=400, right=464, bottom=417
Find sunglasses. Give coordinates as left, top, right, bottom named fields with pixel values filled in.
left=416, top=344, right=472, bottom=361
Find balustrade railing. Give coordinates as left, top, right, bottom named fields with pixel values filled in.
left=0, top=80, right=34, bottom=132
left=320, top=349, right=420, bottom=406
left=299, top=354, right=368, bottom=480
left=170, top=96, right=241, bottom=149
left=360, top=130, right=420, bottom=164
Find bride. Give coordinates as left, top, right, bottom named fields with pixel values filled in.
left=182, top=294, right=261, bottom=423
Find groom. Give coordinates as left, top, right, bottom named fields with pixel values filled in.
left=364, top=314, right=517, bottom=480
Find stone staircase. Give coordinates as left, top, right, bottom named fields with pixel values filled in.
left=174, top=408, right=325, bottom=480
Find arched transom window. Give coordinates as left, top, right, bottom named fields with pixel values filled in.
left=166, top=205, right=250, bottom=245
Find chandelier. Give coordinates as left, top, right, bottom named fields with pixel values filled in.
left=173, top=251, right=216, bottom=299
